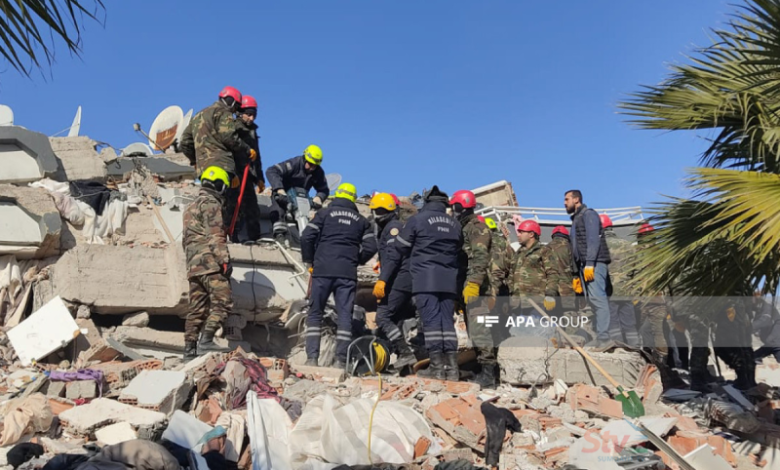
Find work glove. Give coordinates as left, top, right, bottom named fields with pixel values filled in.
left=582, top=266, right=595, bottom=282
left=311, top=196, right=323, bottom=210
left=231, top=176, right=240, bottom=189
left=463, top=282, right=480, bottom=305
left=544, top=296, right=556, bottom=311
left=373, top=262, right=381, bottom=274
left=222, top=263, right=233, bottom=278
left=726, top=307, right=736, bottom=322
left=487, top=296, right=497, bottom=310
left=273, top=191, right=288, bottom=211
left=572, top=278, right=583, bottom=294
left=373, top=280, right=386, bottom=300
left=249, top=149, right=258, bottom=162
left=256, top=181, right=265, bottom=193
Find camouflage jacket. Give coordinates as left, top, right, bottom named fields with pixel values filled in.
left=179, top=100, right=251, bottom=176
left=458, top=213, right=491, bottom=293
left=234, top=118, right=264, bottom=184
left=488, top=230, right=511, bottom=296
left=183, top=188, right=230, bottom=278
left=545, top=235, right=575, bottom=296
left=605, top=230, right=635, bottom=297
left=510, top=240, right=556, bottom=298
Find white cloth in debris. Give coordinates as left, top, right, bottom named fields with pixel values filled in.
left=0, top=255, right=23, bottom=307
left=215, top=411, right=246, bottom=463
left=246, top=393, right=293, bottom=470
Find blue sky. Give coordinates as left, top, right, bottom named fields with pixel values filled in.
left=0, top=1, right=732, bottom=209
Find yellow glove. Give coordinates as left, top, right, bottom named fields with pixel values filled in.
left=572, top=278, right=583, bottom=294
left=583, top=266, right=595, bottom=282
left=633, top=299, right=640, bottom=306
left=256, top=181, right=265, bottom=193
left=463, top=282, right=480, bottom=305
left=726, top=307, right=736, bottom=322
left=308, top=266, right=313, bottom=274
left=249, top=149, right=258, bottom=162
left=544, top=296, right=556, bottom=311
left=373, top=280, right=386, bottom=300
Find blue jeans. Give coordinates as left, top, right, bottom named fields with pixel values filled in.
left=580, top=263, right=611, bottom=342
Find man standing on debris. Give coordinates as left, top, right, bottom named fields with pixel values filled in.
left=483, top=217, right=511, bottom=299
left=395, top=186, right=462, bottom=381
left=370, top=193, right=418, bottom=370
left=451, top=191, right=494, bottom=386
left=179, top=86, right=257, bottom=179
left=510, top=220, right=557, bottom=315
left=182, top=166, right=235, bottom=361
left=601, top=214, right=640, bottom=347
left=564, top=190, right=613, bottom=349
left=265, top=145, right=329, bottom=245
left=301, top=183, right=377, bottom=369
left=227, top=95, right=264, bottom=243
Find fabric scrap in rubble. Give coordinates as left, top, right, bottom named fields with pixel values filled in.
left=480, top=401, right=522, bottom=466
left=49, top=369, right=104, bottom=397
left=7, top=442, right=44, bottom=469
left=0, top=393, right=53, bottom=446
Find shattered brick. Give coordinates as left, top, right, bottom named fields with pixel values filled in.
left=667, top=431, right=737, bottom=466
left=566, top=383, right=623, bottom=419
left=426, top=396, right=486, bottom=451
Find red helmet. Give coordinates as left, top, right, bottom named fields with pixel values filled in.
left=389, top=193, right=400, bottom=207
left=552, top=225, right=569, bottom=236
left=599, top=214, right=613, bottom=228
left=477, top=215, right=485, bottom=223
left=219, top=86, right=242, bottom=102
left=241, top=95, right=258, bottom=109
left=638, top=223, right=654, bottom=235
left=516, top=220, right=541, bottom=237
left=450, top=190, right=477, bottom=209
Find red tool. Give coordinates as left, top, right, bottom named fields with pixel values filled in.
left=228, top=165, right=251, bottom=239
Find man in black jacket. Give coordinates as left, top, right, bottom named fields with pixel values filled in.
left=564, top=189, right=613, bottom=349
left=227, top=95, right=264, bottom=243
left=396, top=185, right=463, bottom=380
left=265, top=145, right=329, bottom=244
left=300, top=183, right=377, bottom=369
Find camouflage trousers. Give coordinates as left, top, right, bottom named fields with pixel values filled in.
left=466, top=297, right=502, bottom=365
left=713, top=307, right=754, bottom=381
left=185, top=273, right=233, bottom=343
left=639, top=303, right=669, bottom=355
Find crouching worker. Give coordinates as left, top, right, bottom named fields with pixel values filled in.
left=183, top=166, right=235, bottom=361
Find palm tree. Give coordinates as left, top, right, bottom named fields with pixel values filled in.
left=0, top=0, right=104, bottom=78
left=619, top=0, right=780, bottom=297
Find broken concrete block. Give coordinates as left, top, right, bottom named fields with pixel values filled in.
left=683, top=444, right=733, bottom=470
left=45, top=381, right=66, bottom=398
left=76, top=305, right=91, bottom=319
left=94, top=422, right=138, bottom=446
left=426, top=396, right=485, bottom=451
left=58, top=398, right=166, bottom=436
left=0, top=184, right=61, bottom=259
left=668, top=431, right=737, bottom=466
left=566, top=384, right=623, bottom=419
left=289, top=364, right=346, bottom=384
left=118, top=370, right=191, bottom=415
left=599, top=417, right=678, bottom=447
left=106, top=155, right=195, bottom=181
left=259, top=357, right=289, bottom=384
left=162, top=410, right=213, bottom=452
left=8, top=295, right=81, bottom=366
left=0, top=126, right=60, bottom=183
left=706, top=399, right=762, bottom=433
left=111, top=326, right=185, bottom=353
left=65, top=380, right=98, bottom=400
left=122, top=311, right=150, bottom=327
left=49, top=136, right=108, bottom=182
left=88, top=359, right=163, bottom=393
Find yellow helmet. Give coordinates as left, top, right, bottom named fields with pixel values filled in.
left=335, top=182, right=357, bottom=203
left=303, top=144, right=323, bottom=165
left=485, top=217, right=498, bottom=231
left=369, top=193, right=397, bottom=212
left=200, top=166, right=230, bottom=189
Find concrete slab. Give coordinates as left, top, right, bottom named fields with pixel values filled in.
left=95, top=422, right=138, bottom=446
left=0, top=126, right=60, bottom=183
left=599, top=417, right=678, bottom=447
left=59, top=398, right=166, bottom=436
left=65, top=380, right=98, bottom=399
left=684, top=444, right=732, bottom=470
left=0, top=185, right=61, bottom=259
left=122, top=312, right=150, bottom=327
left=119, top=370, right=190, bottom=415
left=106, top=155, right=195, bottom=181
left=49, top=136, right=107, bottom=182
left=8, top=296, right=80, bottom=366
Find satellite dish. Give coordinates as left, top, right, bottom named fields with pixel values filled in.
left=67, top=106, right=81, bottom=137
left=148, top=105, right=184, bottom=152
left=0, top=105, right=14, bottom=126
left=121, top=142, right=154, bottom=157
left=175, top=108, right=193, bottom=143
left=326, top=173, right=342, bottom=193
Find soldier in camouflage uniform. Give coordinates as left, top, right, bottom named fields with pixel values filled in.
left=510, top=220, right=557, bottom=314
left=601, top=215, right=640, bottom=347
left=451, top=190, right=493, bottom=386
left=714, top=299, right=756, bottom=390
left=179, top=86, right=256, bottom=178
left=182, top=166, right=235, bottom=361
left=484, top=217, right=512, bottom=346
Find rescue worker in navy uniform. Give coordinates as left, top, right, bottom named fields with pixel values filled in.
left=300, top=183, right=377, bottom=369
left=396, top=186, right=463, bottom=381
left=371, top=193, right=417, bottom=371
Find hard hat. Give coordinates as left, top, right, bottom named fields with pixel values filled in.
left=303, top=145, right=323, bottom=165
left=450, top=190, right=477, bottom=209
left=484, top=218, right=498, bottom=231
left=389, top=193, right=400, bottom=207
left=369, top=193, right=397, bottom=211
left=600, top=214, right=613, bottom=229
left=219, top=86, right=242, bottom=102
left=516, top=220, right=541, bottom=237
left=240, top=95, right=258, bottom=109
left=638, top=223, right=655, bottom=235
left=552, top=225, right=569, bottom=236
left=477, top=215, right=486, bottom=223
left=200, top=166, right=231, bottom=193
left=335, top=182, right=357, bottom=203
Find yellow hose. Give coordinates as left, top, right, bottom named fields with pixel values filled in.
left=367, top=340, right=387, bottom=464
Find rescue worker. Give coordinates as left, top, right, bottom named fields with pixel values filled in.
left=227, top=95, right=264, bottom=243
left=601, top=214, right=640, bottom=347
left=371, top=193, right=417, bottom=370
left=301, top=183, right=377, bottom=369
left=182, top=166, right=235, bottom=361
left=564, top=190, right=613, bottom=349
left=713, top=300, right=756, bottom=390
left=180, top=86, right=257, bottom=178
left=510, top=220, right=557, bottom=316
left=484, top=217, right=511, bottom=299
left=545, top=226, right=592, bottom=340
left=395, top=186, right=462, bottom=381
left=451, top=190, right=494, bottom=386
left=265, top=145, right=329, bottom=244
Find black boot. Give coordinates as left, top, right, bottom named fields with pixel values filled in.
left=183, top=341, right=198, bottom=362
left=443, top=352, right=459, bottom=382
left=658, top=361, right=687, bottom=390
left=690, top=372, right=713, bottom=393
left=472, top=362, right=498, bottom=388
left=734, top=364, right=757, bottom=391
left=393, top=338, right=417, bottom=371
left=197, top=330, right=231, bottom=355
left=417, top=352, right=445, bottom=380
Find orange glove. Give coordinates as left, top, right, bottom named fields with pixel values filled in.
left=373, top=280, right=386, bottom=300
left=583, top=266, right=595, bottom=282
left=572, top=278, right=583, bottom=294
left=487, top=296, right=497, bottom=310
left=249, top=149, right=258, bottom=162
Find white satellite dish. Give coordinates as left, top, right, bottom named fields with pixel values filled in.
left=326, top=173, right=342, bottom=193
left=175, top=108, right=193, bottom=143
left=148, top=105, right=184, bottom=152
left=67, top=106, right=81, bottom=137
left=121, top=142, right=154, bottom=157
left=0, top=105, right=14, bottom=126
